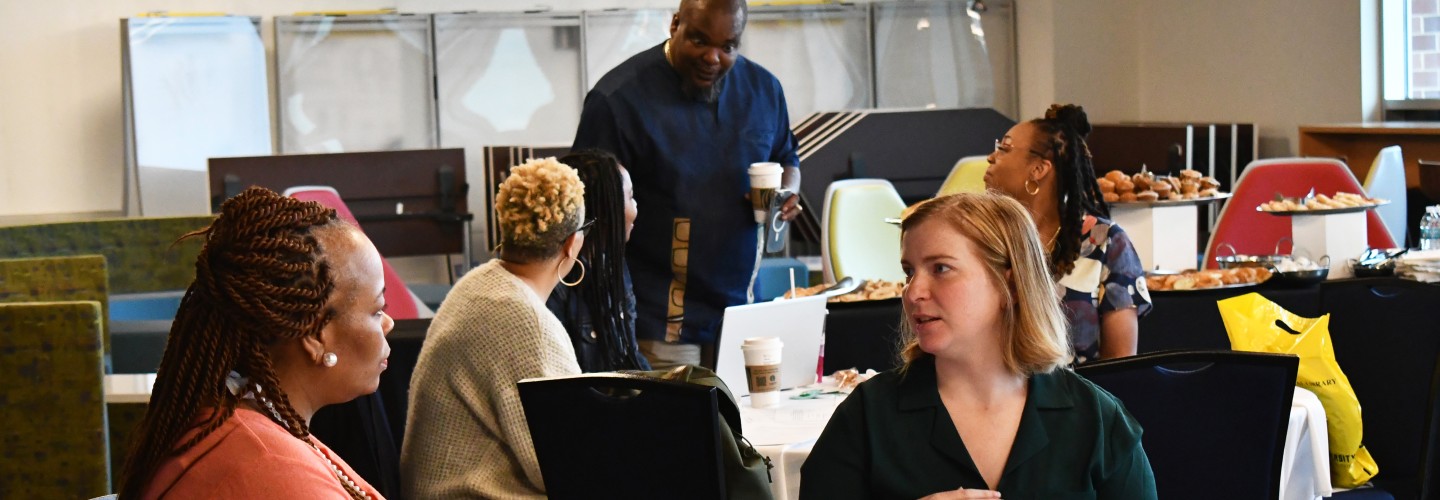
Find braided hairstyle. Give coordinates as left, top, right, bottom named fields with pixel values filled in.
left=1030, top=104, right=1109, bottom=278
left=559, top=150, right=647, bottom=370
left=119, top=187, right=367, bottom=499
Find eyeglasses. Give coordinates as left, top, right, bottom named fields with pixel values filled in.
left=994, top=139, right=1046, bottom=159
left=575, top=218, right=596, bottom=236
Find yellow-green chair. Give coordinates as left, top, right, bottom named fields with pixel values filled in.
left=0, top=301, right=109, bottom=499
left=0, top=255, right=110, bottom=356
left=936, top=155, right=991, bottom=196
left=821, top=179, right=907, bottom=284
left=0, top=216, right=211, bottom=294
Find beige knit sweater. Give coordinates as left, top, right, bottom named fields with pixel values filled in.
left=400, top=259, right=581, bottom=499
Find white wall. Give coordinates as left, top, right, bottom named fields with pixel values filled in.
left=1018, top=0, right=1372, bottom=158
left=1017, top=0, right=1141, bottom=123
left=1135, top=0, right=1365, bottom=157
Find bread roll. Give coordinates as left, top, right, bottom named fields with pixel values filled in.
left=1119, top=192, right=1138, bottom=203
left=1103, top=192, right=1120, bottom=203
left=1097, top=178, right=1116, bottom=193
left=1105, top=170, right=1127, bottom=183
left=1116, top=178, right=1136, bottom=193
left=1151, top=181, right=1172, bottom=195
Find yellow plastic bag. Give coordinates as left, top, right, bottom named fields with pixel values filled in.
left=1218, top=292, right=1378, bottom=489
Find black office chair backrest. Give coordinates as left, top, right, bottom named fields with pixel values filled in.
left=518, top=373, right=726, bottom=500
left=1321, top=278, right=1440, bottom=500
left=1076, top=350, right=1299, bottom=500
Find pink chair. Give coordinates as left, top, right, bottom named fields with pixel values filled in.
left=283, top=186, right=425, bottom=320
left=1202, top=158, right=1397, bottom=269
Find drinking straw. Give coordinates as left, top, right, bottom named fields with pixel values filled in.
left=789, top=268, right=797, bottom=299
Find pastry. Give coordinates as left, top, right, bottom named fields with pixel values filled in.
left=1097, top=178, right=1116, bottom=193
left=1119, top=192, right=1138, bottom=203
left=1115, top=178, right=1136, bottom=193
left=1136, top=191, right=1159, bottom=202
left=1103, top=192, right=1120, bottom=203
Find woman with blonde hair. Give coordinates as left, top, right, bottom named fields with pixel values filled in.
left=401, top=157, right=586, bottom=498
left=801, top=192, right=1155, bottom=499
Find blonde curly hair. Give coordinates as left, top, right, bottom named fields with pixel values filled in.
left=495, top=157, right=586, bottom=263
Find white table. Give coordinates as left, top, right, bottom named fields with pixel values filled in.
left=105, top=373, right=156, bottom=403
left=738, top=386, right=1332, bottom=500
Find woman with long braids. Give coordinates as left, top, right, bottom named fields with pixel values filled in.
left=120, top=187, right=394, bottom=499
left=984, top=104, right=1151, bottom=363
left=546, top=149, right=650, bottom=372
left=402, top=157, right=586, bottom=498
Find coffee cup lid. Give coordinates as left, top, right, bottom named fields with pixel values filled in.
left=741, top=336, right=783, bottom=349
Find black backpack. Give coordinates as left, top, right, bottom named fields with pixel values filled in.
left=637, top=365, right=776, bottom=500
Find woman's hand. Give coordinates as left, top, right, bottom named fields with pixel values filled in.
left=919, top=486, right=1003, bottom=499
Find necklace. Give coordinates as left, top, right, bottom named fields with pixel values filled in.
left=1045, top=225, right=1062, bottom=251
left=257, top=397, right=370, bottom=499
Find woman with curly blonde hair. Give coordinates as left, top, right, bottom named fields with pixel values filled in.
left=401, top=157, right=587, bottom=498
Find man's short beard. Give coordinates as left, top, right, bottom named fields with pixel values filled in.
left=682, top=76, right=724, bottom=104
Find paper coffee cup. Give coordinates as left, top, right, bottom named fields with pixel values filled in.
left=748, top=162, right=783, bottom=223
left=741, top=336, right=784, bottom=408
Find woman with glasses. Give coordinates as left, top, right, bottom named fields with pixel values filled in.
left=546, top=149, right=651, bottom=372
left=983, top=104, right=1151, bottom=363
left=401, top=157, right=587, bottom=498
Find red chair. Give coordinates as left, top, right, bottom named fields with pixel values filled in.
left=1202, top=158, right=1397, bottom=269
left=283, top=186, right=425, bottom=320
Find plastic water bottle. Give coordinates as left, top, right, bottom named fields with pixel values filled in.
left=1422, top=206, right=1440, bottom=250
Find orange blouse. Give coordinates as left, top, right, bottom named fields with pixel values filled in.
left=143, top=407, right=383, bottom=499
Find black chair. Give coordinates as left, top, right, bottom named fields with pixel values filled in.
left=1321, top=278, right=1440, bottom=500
left=518, top=373, right=726, bottom=500
left=1076, top=350, right=1299, bottom=500
left=1138, top=287, right=1321, bottom=353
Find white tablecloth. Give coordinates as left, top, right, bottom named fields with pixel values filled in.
left=738, top=386, right=1333, bottom=500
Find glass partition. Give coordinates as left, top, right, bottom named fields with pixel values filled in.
left=122, top=16, right=270, bottom=216
left=582, top=9, right=673, bottom=90
left=274, top=14, right=436, bottom=154
left=434, top=11, right=585, bottom=257
left=743, top=4, right=873, bottom=124
left=874, top=0, right=1016, bottom=118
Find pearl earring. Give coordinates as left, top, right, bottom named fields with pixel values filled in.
left=323, top=352, right=338, bottom=367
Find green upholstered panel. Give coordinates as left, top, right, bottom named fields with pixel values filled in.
left=0, top=301, right=109, bottom=498
left=0, top=256, right=110, bottom=355
left=0, top=216, right=212, bottom=294
left=106, top=402, right=147, bottom=485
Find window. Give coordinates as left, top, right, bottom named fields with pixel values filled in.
left=1384, top=0, right=1440, bottom=116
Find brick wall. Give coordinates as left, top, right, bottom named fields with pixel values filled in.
left=1414, top=0, right=1440, bottom=97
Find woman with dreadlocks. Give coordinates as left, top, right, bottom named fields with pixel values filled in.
left=983, top=104, right=1151, bottom=364
left=120, top=187, right=393, bottom=499
left=402, top=157, right=586, bottom=498
left=546, top=149, right=650, bottom=372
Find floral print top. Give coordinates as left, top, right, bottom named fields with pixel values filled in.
left=1057, top=215, right=1153, bottom=364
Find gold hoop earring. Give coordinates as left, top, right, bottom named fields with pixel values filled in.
left=1024, top=179, right=1040, bottom=195
left=560, top=258, right=586, bottom=287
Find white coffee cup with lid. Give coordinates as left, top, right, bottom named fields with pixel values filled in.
left=740, top=336, right=784, bottom=408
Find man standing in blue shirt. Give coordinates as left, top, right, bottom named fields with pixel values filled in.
left=573, top=0, right=802, bottom=368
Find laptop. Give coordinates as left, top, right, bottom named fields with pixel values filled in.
left=714, top=295, right=829, bottom=397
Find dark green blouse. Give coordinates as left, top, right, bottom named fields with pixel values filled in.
left=800, top=357, right=1157, bottom=500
